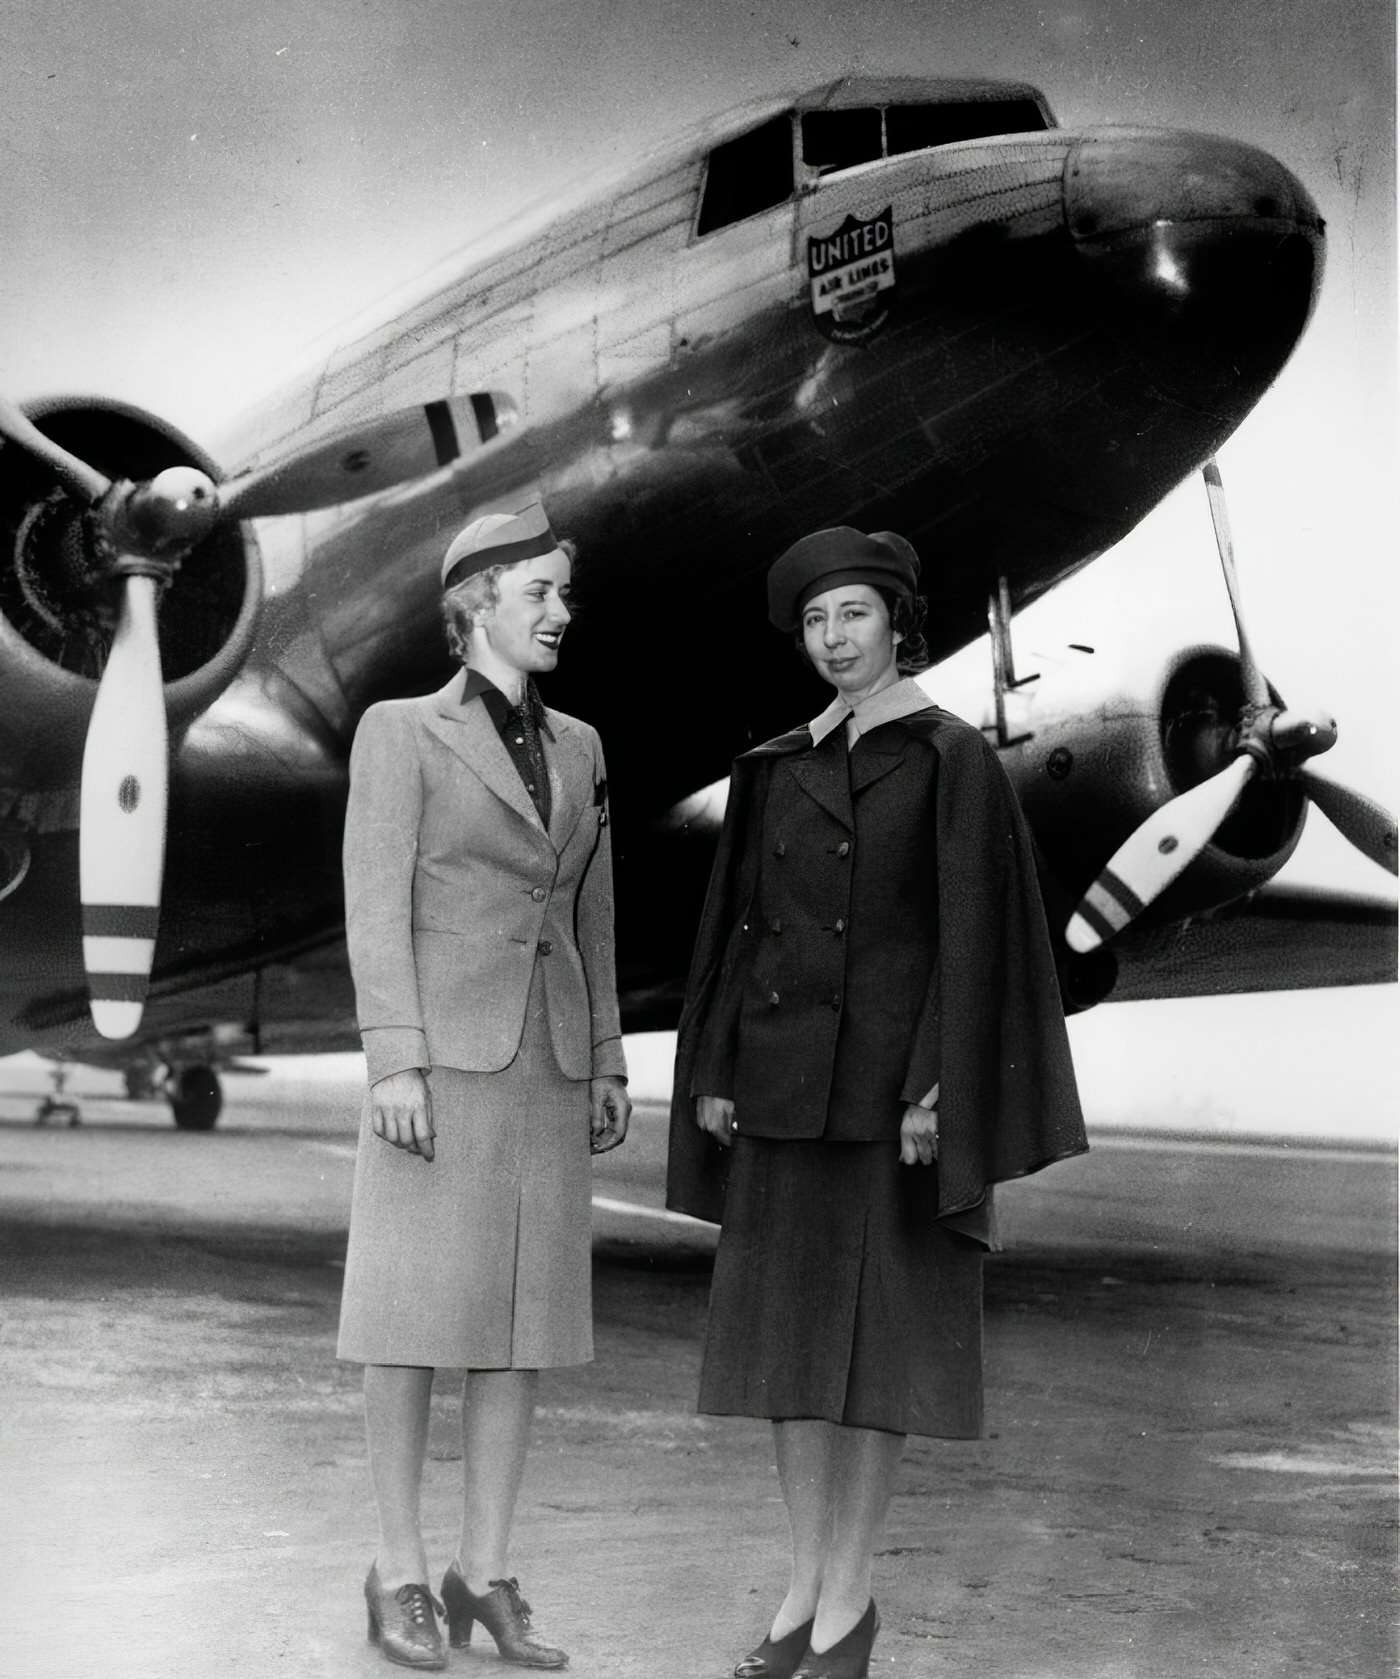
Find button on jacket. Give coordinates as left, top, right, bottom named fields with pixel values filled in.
left=344, top=675, right=625, bottom=1085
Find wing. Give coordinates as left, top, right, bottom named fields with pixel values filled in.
left=1106, top=884, right=1397, bottom=1002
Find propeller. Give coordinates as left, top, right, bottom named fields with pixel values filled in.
left=1067, top=459, right=1397, bottom=954
left=1, top=393, right=476, bottom=1037
left=1299, top=770, right=1399, bottom=874
left=78, top=569, right=169, bottom=1038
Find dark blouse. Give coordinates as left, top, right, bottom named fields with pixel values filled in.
left=459, top=668, right=554, bottom=826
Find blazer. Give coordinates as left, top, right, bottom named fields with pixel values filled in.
left=343, top=674, right=626, bottom=1086
left=668, top=705, right=1086, bottom=1237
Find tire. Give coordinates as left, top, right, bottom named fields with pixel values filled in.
left=170, top=1065, right=222, bottom=1131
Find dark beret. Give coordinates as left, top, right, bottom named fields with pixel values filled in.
left=766, top=527, right=921, bottom=631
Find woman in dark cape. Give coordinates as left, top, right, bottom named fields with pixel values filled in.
left=668, top=526, right=1086, bottom=1679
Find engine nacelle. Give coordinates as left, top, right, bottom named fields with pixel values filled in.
left=936, top=642, right=1307, bottom=933
left=0, top=397, right=263, bottom=789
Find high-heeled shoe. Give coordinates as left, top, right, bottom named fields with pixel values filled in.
left=440, top=1562, right=568, bottom=1668
left=792, top=1601, right=879, bottom=1679
left=734, top=1615, right=816, bottom=1679
left=364, top=1564, right=446, bottom=1670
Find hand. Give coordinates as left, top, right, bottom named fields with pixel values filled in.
left=589, top=1076, right=631, bottom=1153
left=370, top=1068, right=435, bottom=1162
left=899, top=1093, right=939, bottom=1167
left=695, top=1094, right=736, bottom=1149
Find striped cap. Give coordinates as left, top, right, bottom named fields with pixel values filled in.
left=441, top=502, right=564, bottom=590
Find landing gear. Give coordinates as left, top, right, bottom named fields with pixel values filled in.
left=33, top=1063, right=80, bottom=1127
left=123, top=1061, right=165, bottom=1102
left=168, top=1064, right=223, bottom=1131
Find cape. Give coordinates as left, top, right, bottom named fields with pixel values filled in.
left=666, top=707, right=1088, bottom=1240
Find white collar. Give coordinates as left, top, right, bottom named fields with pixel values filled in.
left=807, top=676, right=933, bottom=745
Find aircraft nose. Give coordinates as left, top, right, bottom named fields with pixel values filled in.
left=1064, top=127, right=1321, bottom=244
left=1063, top=127, right=1324, bottom=391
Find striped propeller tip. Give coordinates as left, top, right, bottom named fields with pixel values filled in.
left=90, top=1000, right=145, bottom=1040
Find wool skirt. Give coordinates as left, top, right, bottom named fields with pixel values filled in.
left=336, top=967, right=593, bottom=1370
left=699, top=1137, right=984, bottom=1438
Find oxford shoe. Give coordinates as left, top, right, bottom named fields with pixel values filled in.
left=441, top=1563, right=568, bottom=1668
left=364, top=1564, right=446, bottom=1670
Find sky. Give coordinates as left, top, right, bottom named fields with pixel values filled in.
left=1, top=0, right=1395, bottom=1119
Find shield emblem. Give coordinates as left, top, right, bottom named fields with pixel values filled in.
left=807, top=207, right=896, bottom=342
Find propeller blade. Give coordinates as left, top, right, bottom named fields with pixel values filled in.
left=1067, top=755, right=1257, bottom=953
left=0, top=395, right=111, bottom=504
left=1202, top=459, right=1271, bottom=712
left=78, top=573, right=169, bottom=1039
left=1300, top=769, right=1399, bottom=875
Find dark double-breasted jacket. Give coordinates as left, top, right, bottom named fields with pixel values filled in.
left=667, top=701, right=1086, bottom=1238
left=688, top=720, right=944, bottom=1140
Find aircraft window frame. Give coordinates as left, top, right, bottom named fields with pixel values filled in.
left=696, top=96, right=1054, bottom=235
left=801, top=108, right=885, bottom=177
left=695, top=113, right=796, bottom=236
left=793, top=97, right=1052, bottom=188
left=885, top=98, right=1049, bottom=155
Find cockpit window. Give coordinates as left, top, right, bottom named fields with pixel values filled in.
left=886, top=99, right=1047, bottom=154
left=696, top=113, right=795, bottom=235
left=802, top=108, right=883, bottom=174
left=696, top=95, right=1051, bottom=236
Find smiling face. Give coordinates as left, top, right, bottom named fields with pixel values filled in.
left=470, top=551, right=573, bottom=683
left=800, top=583, right=902, bottom=698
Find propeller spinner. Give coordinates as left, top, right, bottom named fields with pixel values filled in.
left=1067, top=459, right=1398, bottom=954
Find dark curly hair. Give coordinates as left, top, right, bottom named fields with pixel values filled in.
left=886, top=589, right=930, bottom=673
left=792, top=587, right=930, bottom=675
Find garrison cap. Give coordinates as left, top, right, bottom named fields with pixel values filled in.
left=441, top=502, right=565, bottom=591
left=767, top=526, right=921, bottom=631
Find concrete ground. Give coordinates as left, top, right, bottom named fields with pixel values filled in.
left=0, top=1060, right=1394, bottom=1679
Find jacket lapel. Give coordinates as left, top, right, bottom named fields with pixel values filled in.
left=426, top=678, right=550, bottom=840
left=784, top=727, right=853, bottom=830
left=544, top=711, right=593, bottom=851
left=849, top=726, right=909, bottom=794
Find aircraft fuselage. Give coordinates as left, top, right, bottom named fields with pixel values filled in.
left=0, top=76, right=1328, bottom=1049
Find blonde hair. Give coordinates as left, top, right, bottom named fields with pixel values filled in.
left=441, top=565, right=506, bottom=663
left=439, top=538, right=579, bottom=664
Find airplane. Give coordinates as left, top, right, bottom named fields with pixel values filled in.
left=0, top=74, right=1394, bottom=1129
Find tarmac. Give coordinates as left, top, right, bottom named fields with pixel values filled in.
left=0, top=1052, right=1395, bottom=1679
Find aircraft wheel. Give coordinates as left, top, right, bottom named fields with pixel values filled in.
left=169, top=1065, right=223, bottom=1131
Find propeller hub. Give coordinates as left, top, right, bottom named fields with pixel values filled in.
left=112, top=466, right=221, bottom=558
left=1269, top=707, right=1338, bottom=759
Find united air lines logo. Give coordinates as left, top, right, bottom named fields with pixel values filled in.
left=807, top=206, right=895, bottom=344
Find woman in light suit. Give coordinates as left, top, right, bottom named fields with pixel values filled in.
left=337, top=503, right=630, bottom=1671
